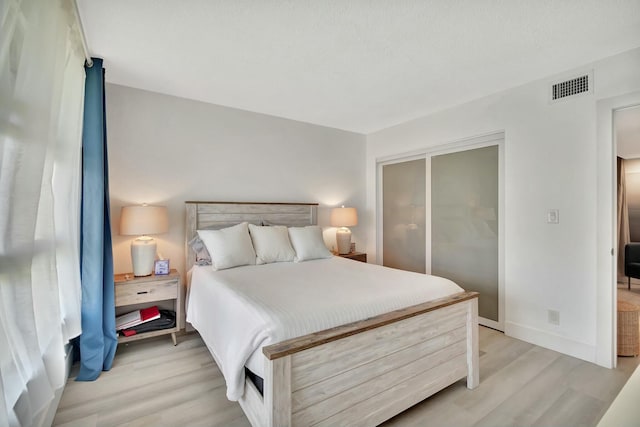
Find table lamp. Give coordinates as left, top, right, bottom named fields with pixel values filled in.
left=120, top=204, right=169, bottom=276
left=331, top=206, right=358, bottom=255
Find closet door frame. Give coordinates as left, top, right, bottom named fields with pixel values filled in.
left=376, top=131, right=505, bottom=330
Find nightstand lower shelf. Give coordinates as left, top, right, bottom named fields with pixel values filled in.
left=118, top=327, right=179, bottom=345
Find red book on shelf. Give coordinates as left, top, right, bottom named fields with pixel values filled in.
left=140, top=306, right=160, bottom=322
left=116, top=306, right=161, bottom=331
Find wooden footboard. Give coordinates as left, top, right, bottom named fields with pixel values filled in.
left=239, top=291, right=479, bottom=427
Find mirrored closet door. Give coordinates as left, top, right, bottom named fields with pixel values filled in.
left=431, top=145, right=499, bottom=323
left=382, top=158, right=427, bottom=274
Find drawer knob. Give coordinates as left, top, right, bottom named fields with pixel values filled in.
left=137, top=291, right=149, bottom=295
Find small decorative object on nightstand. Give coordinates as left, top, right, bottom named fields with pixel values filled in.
left=337, top=251, right=367, bottom=263
left=114, top=269, right=182, bottom=345
left=154, top=258, right=170, bottom=275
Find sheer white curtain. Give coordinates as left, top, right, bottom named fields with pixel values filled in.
left=0, top=0, right=85, bottom=425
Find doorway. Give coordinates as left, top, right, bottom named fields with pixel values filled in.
left=616, top=106, right=640, bottom=282
left=596, top=92, right=640, bottom=369
left=615, top=105, right=640, bottom=365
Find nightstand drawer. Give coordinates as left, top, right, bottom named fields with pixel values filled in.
left=115, top=279, right=178, bottom=306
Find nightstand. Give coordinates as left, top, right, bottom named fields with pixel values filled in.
left=114, top=269, right=182, bottom=345
left=337, top=251, right=367, bottom=263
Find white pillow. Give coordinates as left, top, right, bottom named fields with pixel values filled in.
left=248, top=224, right=295, bottom=264
left=197, top=222, right=256, bottom=270
left=288, top=225, right=332, bottom=262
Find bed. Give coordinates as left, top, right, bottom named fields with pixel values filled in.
left=185, top=201, right=479, bottom=427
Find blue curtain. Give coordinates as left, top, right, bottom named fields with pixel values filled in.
left=76, top=58, right=117, bottom=381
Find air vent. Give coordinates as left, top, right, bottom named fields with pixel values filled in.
left=550, top=73, right=591, bottom=102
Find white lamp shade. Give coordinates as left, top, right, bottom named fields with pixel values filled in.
left=330, top=207, right=358, bottom=227
left=120, top=205, right=169, bottom=236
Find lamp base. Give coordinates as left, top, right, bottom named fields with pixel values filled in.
left=131, top=237, right=156, bottom=276
left=336, top=227, right=352, bottom=255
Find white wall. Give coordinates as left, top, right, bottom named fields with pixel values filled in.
left=366, top=48, right=640, bottom=364
left=106, top=84, right=366, bottom=277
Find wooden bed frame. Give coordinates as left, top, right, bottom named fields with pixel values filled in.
left=185, top=201, right=479, bottom=427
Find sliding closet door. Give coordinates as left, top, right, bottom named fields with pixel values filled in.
left=382, top=158, right=426, bottom=273
left=431, top=145, right=499, bottom=322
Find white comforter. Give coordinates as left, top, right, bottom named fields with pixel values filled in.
left=186, top=256, right=463, bottom=401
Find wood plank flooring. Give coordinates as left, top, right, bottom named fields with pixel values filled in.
left=54, top=327, right=640, bottom=427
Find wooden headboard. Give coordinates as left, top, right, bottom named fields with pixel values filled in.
left=184, top=201, right=318, bottom=269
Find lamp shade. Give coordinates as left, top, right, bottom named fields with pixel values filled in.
left=331, top=207, right=358, bottom=227
left=120, top=205, right=169, bottom=236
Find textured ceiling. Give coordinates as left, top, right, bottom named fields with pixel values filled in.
left=77, top=0, right=640, bottom=133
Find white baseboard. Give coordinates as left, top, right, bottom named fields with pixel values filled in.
left=505, top=321, right=597, bottom=364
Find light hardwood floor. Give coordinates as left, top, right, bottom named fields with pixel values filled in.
left=54, top=327, right=640, bottom=427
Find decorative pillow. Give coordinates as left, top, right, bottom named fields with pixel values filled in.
left=287, top=225, right=332, bottom=262
left=187, top=235, right=212, bottom=266
left=197, top=222, right=256, bottom=270
left=189, top=222, right=258, bottom=266
left=248, top=224, right=295, bottom=264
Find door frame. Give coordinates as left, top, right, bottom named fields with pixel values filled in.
left=596, top=91, right=640, bottom=369
left=376, top=131, right=505, bottom=330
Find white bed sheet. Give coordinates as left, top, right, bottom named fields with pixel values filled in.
left=186, top=256, right=464, bottom=401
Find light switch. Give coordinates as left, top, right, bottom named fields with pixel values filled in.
left=547, top=209, right=559, bottom=224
